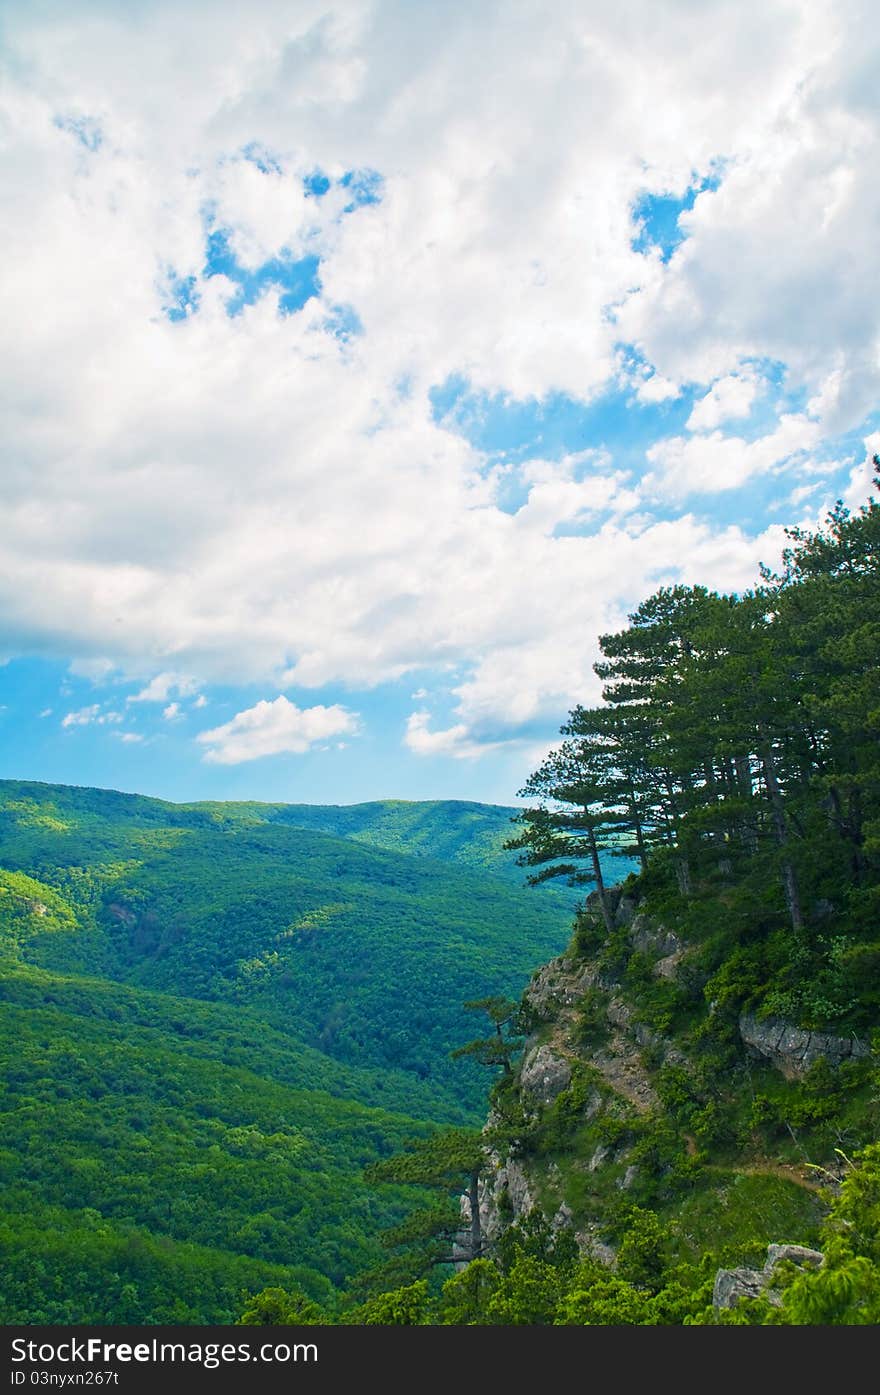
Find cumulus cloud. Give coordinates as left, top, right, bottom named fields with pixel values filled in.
left=197, top=696, right=360, bottom=764
left=618, top=3, right=880, bottom=428
left=128, top=674, right=197, bottom=704
left=404, top=711, right=508, bottom=761
left=0, top=0, right=877, bottom=760
left=61, top=706, right=99, bottom=729
left=61, top=705, right=122, bottom=728
left=644, top=415, right=822, bottom=499
left=686, top=373, right=759, bottom=432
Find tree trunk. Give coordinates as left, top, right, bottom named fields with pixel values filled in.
left=628, top=788, right=649, bottom=871
left=760, top=745, right=803, bottom=933
left=587, top=824, right=615, bottom=935
left=468, top=1169, right=482, bottom=1260
left=675, top=857, right=692, bottom=897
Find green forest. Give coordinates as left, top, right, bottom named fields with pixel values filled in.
left=0, top=787, right=584, bottom=1321
left=239, top=477, right=880, bottom=1324
left=2, top=480, right=879, bottom=1325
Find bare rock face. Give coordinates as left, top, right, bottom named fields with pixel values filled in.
left=628, top=914, right=683, bottom=960
left=712, top=1266, right=768, bottom=1309
left=614, top=895, right=639, bottom=929
left=520, top=1044, right=572, bottom=1105
left=739, top=1012, right=871, bottom=1078
left=526, top=956, right=596, bottom=1019
left=476, top=1155, right=538, bottom=1247
left=575, top=1226, right=616, bottom=1267
left=765, top=1244, right=823, bottom=1271
left=587, top=1144, right=610, bottom=1173
left=713, top=1242, right=824, bottom=1311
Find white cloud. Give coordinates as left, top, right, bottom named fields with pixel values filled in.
left=0, top=1, right=877, bottom=758
left=68, top=657, right=118, bottom=683
left=842, top=432, right=880, bottom=511
left=618, top=3, right=880, bottom=430
left=61, top=705, right=122, bottom=728
left=686, top=372, right=759, bottom=432
left=645, top=414, right=821, bottom=499
left=197, top=695, right=360, bottom=764
left=116, top=731, right=144, bottom=744
left=128, top=673, right=197, bottom=704
left=634, top=372, right=680, bottom=404
left=39, top=707, right=53, bottom=718
left=61, top=705, right=99, bottom=728
left=162, top=702, right=181, bottom=720
left=404, top=711, right=508, bottom=761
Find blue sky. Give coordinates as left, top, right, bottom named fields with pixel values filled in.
left=1, top=0, right=878, bottom=806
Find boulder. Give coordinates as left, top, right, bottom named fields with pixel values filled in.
left=713, top=1242, right=824, bottom=1310
left=520, top=1044, right=572, bottom=1105
left=764, top=1244, right=823, bottom=1273
left=739, top=1012, right=871, bottom=1077
left=712, top=1266, right=768, bottom=1309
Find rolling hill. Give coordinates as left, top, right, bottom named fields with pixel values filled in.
left=0, top=778, right=632, bottom=1321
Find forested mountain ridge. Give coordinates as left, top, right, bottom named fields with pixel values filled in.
left=0, top=782, right=594, bottom=1322
left=0, top=781, right=589, bottom=1100
left=239, top=479, right=880, bottom=1325
left=3, top=481, right=879, bottom=1326
left=0, top=782, right=539, bottom=882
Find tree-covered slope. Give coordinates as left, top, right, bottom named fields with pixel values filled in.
left=0, top=781, right=595, bottom=1321
left=221, top=797, right=538, bottom=883
left=244, top=481, right=880, bottom=1326
left=0, top=781, right=583, bottom=1110
left=0, top=960, right=436, bottom=1323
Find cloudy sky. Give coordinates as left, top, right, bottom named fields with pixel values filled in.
left=1, top=0, right=878, bottom=806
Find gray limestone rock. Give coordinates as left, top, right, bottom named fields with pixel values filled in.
left=713, top=1243, right=824, bottom=1311
left=629, top=914, right=682, bottom=960
left=575, top=1224, right=616, bottom=1267
left=552, top=1202, right=574, bottom=1233
left=526, top=957, right=597, bottom=1018
left=712, top=1267, right=767, bottom=1309
left=520, top=1044, right=572, bottom=1105
left=739, top=1012, right=870, bottom=1077
left=764, top=1244, right=824, bottom=1274
left=614, top=895, right=639, bottom=929
left=587, top=1143, right=610, bottom=1173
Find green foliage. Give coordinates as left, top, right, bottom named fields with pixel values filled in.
left=237, top=1287, right=328, bottom=1325
left=614, top=1207, right=673, bottom=1289
left=574, top=985, right=611, bottom=1046
left=0, top=780, right=575, bottom=1112
left=436, top=1259, right=501, bottom=1324
left=516, top=477, right=880, bottom=1034
left=342, top=1280, right=431, bottom=1325
left=451, top=996, right=525, bottom=1075
left=776, top=1143, right=880, bottom=1323
left=0, top=960, right=440, bottom=1321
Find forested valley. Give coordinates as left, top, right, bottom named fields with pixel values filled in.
left=2, top=479, right=879, bottom=1325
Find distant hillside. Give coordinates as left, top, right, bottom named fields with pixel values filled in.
left=0, top=777, right=615, bottom=1322
left=0, top=958, right=434, bottom=1322
left=246, top=797, right=535, bottom=882
left=0, top=779, right=607, bottom=1108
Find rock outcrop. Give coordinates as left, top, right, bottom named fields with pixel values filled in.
left=739, top=1012, right=870, bottom=1078
left=519, top=1043, right=572, bottom=1105
left=467, top=886, right=863, bottom=1284
left=713, top=1243, right=824, bottom=1311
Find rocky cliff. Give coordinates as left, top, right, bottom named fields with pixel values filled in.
left=466, top=883, right=876, bottom=1285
